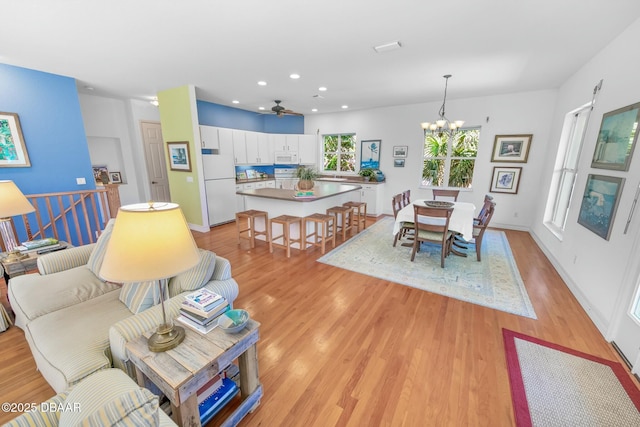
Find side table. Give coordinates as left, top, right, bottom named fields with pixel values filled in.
left=126, top=319, right=262, bottom=427
left=0, top=242, right=70, bottom=283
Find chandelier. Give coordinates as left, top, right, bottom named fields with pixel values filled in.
left=421, top=74, right=464, bottom=137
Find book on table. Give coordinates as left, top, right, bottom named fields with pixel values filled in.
left=176, top=314, right=221, bottom=334
left=184, top=288, right=224, bottom=311
left=179, top=303, right=230, bottom=326
left=21, top=238, right=59, bottom=250
left=198, top=377, right=239, bottom=425
left=181, top=298, right=227, bottom=318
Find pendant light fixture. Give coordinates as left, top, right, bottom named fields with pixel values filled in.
left=421, top=74, right=464, bottom=136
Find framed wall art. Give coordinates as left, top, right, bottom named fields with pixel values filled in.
left=577, top=174, right=625, bottom=240
left=92, top=165, right=109, bottom=184
left=0, top=112, right=31, bottom=167
left=591, top=102, right=640, bottom=171
left=489, top=166, right=522, bottom=194
left=393, top=145, right=408, bottom=158
left=394, top=159, right=405, bottom=167
left=360, top=139, right=380, bottom=169
left=109, top=171, right=123, bottom=184
left=167, top=141, right=192, bottom=172
left=491, top=134, right=532, bottom=163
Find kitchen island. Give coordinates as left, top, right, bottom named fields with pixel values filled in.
left=236, top=182, right=362, bottom=249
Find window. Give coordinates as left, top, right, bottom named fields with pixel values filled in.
left=322, top=133, right=356, bottom=172
left=544, top=103, right=592, bottom=237
left=422, top=128, right=479, bottom=188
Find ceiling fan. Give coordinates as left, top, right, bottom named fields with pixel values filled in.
left=271, top=100, right=303, bottom=117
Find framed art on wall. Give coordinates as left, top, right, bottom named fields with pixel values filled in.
left=394, top=159, right=405, bottom=167
left=360, top=140, right=381, bottom=169
left=491, top=134, right=532, bottom=163
left=92, top=165, right=109, bottom=184
left=167, top=141, right=192, bottom=172
left=393, top=146, right=408, bottom=158
left=489, top=167, right=522, bottom=194
left=591, top=102, right=640, bottom=171
left=0, top=112, right=31, bottom=167
left=577, top=174, right=625, bottom=240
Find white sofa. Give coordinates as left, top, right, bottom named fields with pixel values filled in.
left=8, top=220, right=239, bottom=393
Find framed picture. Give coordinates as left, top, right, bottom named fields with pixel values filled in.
left=394, top=159, right=405, bottom=167
left=490, top=167, right=522, bottom=194
left=393, top=145, right=408, bottom=158
left=109, top=171, right=123, bottom=184
left=360, top=139, right=381, bottom=169
left=0, top=112, right=31, bottom=167
left=491, top=134, right=532, bottom=163
left=577, top=174, right=625, bottom=240
left=167, top=141, right=192, bottom=172
left=591, top=102, right=640, bottom=171
left=92, top=165, right=109, bottom=184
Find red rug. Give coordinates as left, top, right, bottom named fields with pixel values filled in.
left=503, top=329, right=640, bottom=426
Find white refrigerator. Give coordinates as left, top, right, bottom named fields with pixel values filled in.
left=203, top=155, right=237, bottom=226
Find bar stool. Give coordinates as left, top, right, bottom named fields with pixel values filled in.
left=326, top=205, right=353, bottom=241
left=343, top=201, right=367, bottom=233
left=269, top=215, right=303, bottom=258
left=236, top=210, right=269, bottom=249
left=303, top=213, right=336, bottom=254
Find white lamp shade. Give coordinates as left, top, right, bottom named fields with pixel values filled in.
left=99, top=202, right=200, bottom=283
left=0, top=180, right=35, bottom=218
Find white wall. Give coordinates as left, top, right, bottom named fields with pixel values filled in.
left=304, top=89, right=557, bottom=230
left=530, top=17, right=640, bottom=335
left=79, top=94, right=160, bottom=205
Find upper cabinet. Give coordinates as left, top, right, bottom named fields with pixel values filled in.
left=270, top=134, right=298, bottom=152
left=199, top=126, right=220, bottom=149
left=217, top=128, right=234, bottom=156
left=298, top=134, right=317, bottom=165
left=232, top=130, right=248, bottom=164
left=245, top=131, right=272, bottom=164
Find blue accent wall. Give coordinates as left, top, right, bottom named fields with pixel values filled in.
left=197, top=100, right=304, bottom=134
left=0, top=63, right=94, bottom=195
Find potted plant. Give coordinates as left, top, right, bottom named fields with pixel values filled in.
left=358, top=168, right=377, bottom=182
left=296, top=166, right=318, bottom=190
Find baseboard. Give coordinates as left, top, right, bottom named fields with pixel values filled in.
left=529, top=230, right=610, bottom=337
left=189, top=223, right=210, bottom=233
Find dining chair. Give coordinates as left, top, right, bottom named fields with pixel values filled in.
left=392, top=193, right=414, bottom=246
left=474, top=194, right=494, bottom=225
left=470, top=201, right=496, bottom=261
left=432, top=189, right=460, bottom=201
left=402, top=189, right=411, bottom=207
left=411, top=205, right=453, bottom=267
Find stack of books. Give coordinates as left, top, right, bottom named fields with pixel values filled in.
left=198, top=364, right=240, bottom=425
left=16, top=238, right=62, bottom=254
left=176, top=289, right=229, bottom=334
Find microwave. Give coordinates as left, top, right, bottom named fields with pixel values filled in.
left=274, top=151, right=299, bottom=164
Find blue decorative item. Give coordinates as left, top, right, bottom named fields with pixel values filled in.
left=360, top=139, right=381, bottom=169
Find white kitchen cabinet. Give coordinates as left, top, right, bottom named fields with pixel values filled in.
left=359, top=183, right=384, bottom=216
left=235, top=184, right=245, bottom=212
left=217, top=128, right=234, bottom=156
left=265, top=180, right=276, bottom=188
left=232, top=130, right=247, bottom=164
left=255, top=181, right=266, bottom=189
left=298, top=134, right=317, bottom=165
left=245, top=131, right=272, bottom=164
left=199, top=125, right=220, bottom=149
left=269, top=134, right=298, bottom=152
left=285, top=135, right=299, bottom=152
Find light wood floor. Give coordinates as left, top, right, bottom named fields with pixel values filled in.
left=1, top=216, right=637, bottom=426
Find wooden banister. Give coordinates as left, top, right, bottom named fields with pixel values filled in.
left=4, top=188, right=121, bottom=249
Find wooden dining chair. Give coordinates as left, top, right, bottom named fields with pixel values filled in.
left=402, top=189, right=411, bottom=207
left=411, top=205, right=454, bottom=267
left=392, top=194, right=413, bottom=246
left=470, top=201, right=496, bottom=261
left=432, top=189, right=460, bottom=201
left=474, top=194, right=494, bottom=225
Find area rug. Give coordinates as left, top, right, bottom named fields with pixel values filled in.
left=317, top=217, right=536, bottom=319
left=503, top=329, right=640, bottom=426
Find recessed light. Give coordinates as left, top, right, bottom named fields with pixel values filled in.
left=232, top=100, right=239, bottom=104
left=318, top=87, right=327, bottom=91
left=257, top=81, right=267, bottom=86
left=341, top=105, right=349, bottom=109
left=289, top=73, right=301, bottom=79
left=373, top=41, right=402, bottom=53
left=84, top=85, right=94, bottom=91
left=258, top=107, right=265, bottom=110
left=311, top=108, right=318, bottom=112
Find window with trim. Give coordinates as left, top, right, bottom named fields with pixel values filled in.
left=422, top=128, right=479, bottom=188
left=544, top=103, right=592, bottom=237
left=323, top=133, right=356, bottom=172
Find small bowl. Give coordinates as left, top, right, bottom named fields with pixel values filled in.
left=218, top=309, right=249, bottom=334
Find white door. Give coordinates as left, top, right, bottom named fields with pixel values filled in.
left=140, top=121, right=171, bottom=202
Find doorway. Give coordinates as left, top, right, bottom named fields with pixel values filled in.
left=140, top=121, right=170, bottom=202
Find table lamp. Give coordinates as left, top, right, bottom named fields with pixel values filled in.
left=0, top=180, right=36, bottom=260
left=99, top=202, right=199, bottom=352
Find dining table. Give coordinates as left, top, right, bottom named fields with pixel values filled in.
left=392, top=199, right=476, bottom=242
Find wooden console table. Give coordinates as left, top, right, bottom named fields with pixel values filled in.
left=126, top=319, right=262, bottom=427
left=0, top=242, right=70, bottom=283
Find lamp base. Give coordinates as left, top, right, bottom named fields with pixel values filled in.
left=147, top=324, right=185, bottom=352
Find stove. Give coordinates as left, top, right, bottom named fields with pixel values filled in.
left=274, top=167, right=297, bottom=190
